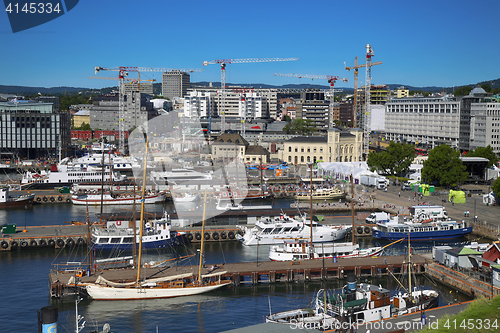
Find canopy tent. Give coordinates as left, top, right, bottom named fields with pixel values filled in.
left=317, top=162, right=378, bottom=184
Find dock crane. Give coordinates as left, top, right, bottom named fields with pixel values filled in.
left=202, top=57, right=299, bottom=133
left=93, top=66, right=203, bottom=154
left=274, top=73, right=347, bottom=128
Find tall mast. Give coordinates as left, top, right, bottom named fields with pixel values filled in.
left=309, top=163, right=313, bottom=255
left=136, top=136, right=149, bottom=286
left=86, top=198, right=93, bottom=274
left=197, top=190, right=208, bottom=285
left=408, top=231, right=412, bottom=303
left=99, top=140, right=105, bottom=222
left=351, top=174, right=355, bottom=245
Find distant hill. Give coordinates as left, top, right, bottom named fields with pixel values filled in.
left=2, top=77, right=500, bottom=96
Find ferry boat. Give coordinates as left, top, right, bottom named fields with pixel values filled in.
left=296, top=187, right=346, bottom=201
left=371, top=216, right=472, bottom=241
left=0, top=186, right=35, bottom=208
left=71, top=191, right=167, bottom=205
left=235, top=214, right=349, bottom=246
left=269, top=239, right=382, bottom=261
left=91, top=212, right=185, bottom=251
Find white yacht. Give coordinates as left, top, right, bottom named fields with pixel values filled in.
left=150, top=168, right=212, bottom=182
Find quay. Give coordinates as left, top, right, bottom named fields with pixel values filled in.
left=48, top=254, right=426, bottom=298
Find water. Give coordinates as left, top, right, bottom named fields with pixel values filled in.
left=0, top=203, right=474, bottom=332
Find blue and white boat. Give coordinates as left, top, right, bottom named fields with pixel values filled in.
left=91, top=212, right=185, bottom=251
left=371, top=216, right=472, bottom=241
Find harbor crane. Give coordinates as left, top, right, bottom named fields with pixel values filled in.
left=274, top=73, right=347, bottom=128
left=202, top=57, right=299, bottom=133
left=93, top=66, right=203, bottom=154
left=344, top=46, right=382, bottom=159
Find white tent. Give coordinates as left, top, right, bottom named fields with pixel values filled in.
left=317, top=162, right=378, bottom=184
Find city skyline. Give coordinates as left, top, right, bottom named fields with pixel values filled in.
left=1, top=0, right=499, bottom=90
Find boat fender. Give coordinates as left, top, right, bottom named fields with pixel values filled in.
left=30, top=240, right=38, bottom=247
left=364, top=226, right=371, bottom=234
left=43, top=197, right=48, bottom=202
left=204, top=232, right=211, bottom=240
left=77, top=238, right=85, bottom=245
left=228, top=231, right=235, bottom=239
left=50, top=197, right=55, bottom=202
left=56, top=239, right=65, bottom=248
left=58, top=196, right=63, bottom=201
left=195, top=233, right=202, bottom=241
left=357, top=227, right=363, bottom=234
left=212, top=232, right=219, bottom=240
left=66, top=198, right=71, bottom=203
left=48, top=239, right=55, bottom=247
left=10, top=241, right=18, bottom=249
left=39, top=239, right=47, bottom=247
left=66, top=238, right=75, bottom=247
left=220, top=232, right=227, bottom=239
left=36, top=197, right=41, bottom=202
left=186, top=233, right=193, bottom=241
left=20, top=240, right=28, bottom=248
left=1, top=241, right=8, bottom=249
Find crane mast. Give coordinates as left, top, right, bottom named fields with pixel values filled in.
left=203, top=57, right=299, bottom=133
left=93, top=66, right=202, bottom=154
left=274, top=73, right=347, bottom=128
left=364, top=44, right=374, bottom=160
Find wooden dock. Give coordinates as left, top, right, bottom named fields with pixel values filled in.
left=48, top=254, right=426, bottom=298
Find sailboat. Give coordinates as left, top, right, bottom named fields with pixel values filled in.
left=85, top=135, right=231, bottom=300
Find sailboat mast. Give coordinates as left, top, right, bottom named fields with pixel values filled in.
left=86, top=200, right=93, bottom=274
left=309, top=163, right=313, bottom=252
left=351, top=174, right=355, bottom=245
left=99, top=140, right=105, bottom=221
left=136, top=137, right=149, bottom=286
left=408, top=231, right=412, bottom=302
left=197, top=190, right=208, bottom=286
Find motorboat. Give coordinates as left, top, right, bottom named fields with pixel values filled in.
left=172, top=192, right=199, bottom=203
left=0, top=186, right=35, bottom=208
left=236, top=214, right=349, bottom=246
left=296, top=187, right=346, bottom=201
left=71, top=191, right=167, bottom=205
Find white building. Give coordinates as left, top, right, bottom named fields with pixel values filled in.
left=184, top=91, right=212, bottom=118
left=385, top=96, right=460, bottom=148
left=238, top=92, right=263, bottom=119
left=370, top=104, right=386, bottom=132
left=470, top=102, right=500, bottom=154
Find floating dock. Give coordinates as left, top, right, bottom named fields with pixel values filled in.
left=48, top=254, right=425, bottom=298
left=0, top=224, right=88, bottom=250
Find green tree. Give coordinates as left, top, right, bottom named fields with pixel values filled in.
left=492, top=177, right=500, bottom=199
left=453, top=86, right=473, bottom=96
left=367, top=142, right=415, bottom=176
left=467, top=145, right=498, bottom=168
left=283, top=119, right=316, bottom=136
left=481, top=83, right=492, bottom=93
left=282, top=115, right=291, bottom=122
left=422, top=144, right=468, bottom=187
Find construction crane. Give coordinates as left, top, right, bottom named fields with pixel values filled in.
left=274, top=73, right=347, bottom=128
left=93, top=66, right=203, bottom=154
left=202, top=57, right=299, bottom=133
left=344, top=57, right=382, bottom=127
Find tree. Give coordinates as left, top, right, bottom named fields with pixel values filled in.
left=467, top=146, right=498, bottom=168
left=453, top=86, right=473, bottom=96
left=492, top=177, right=500, bottom=200
left=283, top=119, right=316, bottom=136
left=422, top=144, right=468, bottom=187
left=283, top=115, right=291, bottom=122
left=481, top=84, right=492, bottom=93
left=367, top=141, right=415, bottom=176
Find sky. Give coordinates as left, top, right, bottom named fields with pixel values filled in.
left=1, top=0, right=500, bottom=90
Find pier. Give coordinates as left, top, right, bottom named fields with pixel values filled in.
left=48, top=254, right=426, bottom=298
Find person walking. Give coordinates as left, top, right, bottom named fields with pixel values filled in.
left=398, top=191, right=400, bottom=197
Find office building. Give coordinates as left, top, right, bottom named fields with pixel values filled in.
left=162, top=71, right=190, bottom=98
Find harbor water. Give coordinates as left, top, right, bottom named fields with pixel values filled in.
left=0, top=202, right=475, bottom=332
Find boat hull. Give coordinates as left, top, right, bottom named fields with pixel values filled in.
left=72, top=193, right=166, bottom=205
left=92, top=233, right=185, bottom=252
left=0, top=195, right=35, bottom=208
left=372, top=227, right=473, bottom=241
left=85, top=281, right=231, bottom=300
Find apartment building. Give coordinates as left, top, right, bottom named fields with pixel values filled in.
left=470, top=102, right=500, bottom=154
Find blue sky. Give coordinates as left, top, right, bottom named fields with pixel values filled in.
left=1, top=0, right=499, bottom=90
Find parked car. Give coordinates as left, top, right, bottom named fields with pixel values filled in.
left=401, top=184, right=413, bottom=190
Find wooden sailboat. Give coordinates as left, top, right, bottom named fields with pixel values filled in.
left=85, top=136, right=231, bottom=300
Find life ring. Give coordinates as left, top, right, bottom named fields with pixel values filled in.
left=292, top=248, right=300, bottom=252
left=58, top=196, right=63, bottom=201
left=195, top=233, right=202, bottom=241
left=36, top=197, right=41, bottom=202
left=357, top=227, right=363, bottom=234
left=66, top=198, right=71, bottom=203
left=30, top=240, right=38, bottom=247
left=228, top=231, right=235, bottom=239
left=43, top=197, right=48, bottom=202
left=116, top=221, right=122, bottom=226
left=204, top=232, right=211, bottom=240
left=56, top=239, right=65, bottom=248
left=10, top=241, right=18, bottom=249
left=77, top=238, right=85, bottom=246
left=186, top=233, right=193, bottom=241
left=66, top=238, right=75, bottom=247
left=220, top=231, right=227, bottom=239
left=364, top=226, right=371, bottom=234
left=20, top=240, right=28, bottom=248
left=1, top=241, right=8, bottom=249
left=116, top=186, right=120, bottom=190
left=212, top=232, right=219, bottom=240
left=48, top=239, right=55, bottom=247
left=39, top=239, right=47, bottom=247
left=50, top=197, right=55, bottom=202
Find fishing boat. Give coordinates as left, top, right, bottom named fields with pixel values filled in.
left=269, top=239, right=383, bottom=261
left=296, top=187, right=346, bottom=201
left=266, top=289, right=339, bottom=330
left=235, top=214, right=350, bottom=246
left=371, top=215, right=472, bottom=241
left=85, top=135, right=231, bottom=300
left=71, top=191, right=166, bottom=205
left=0, top=186, right=35, bottom=208
left=91, top=212, right=185, bottom=251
